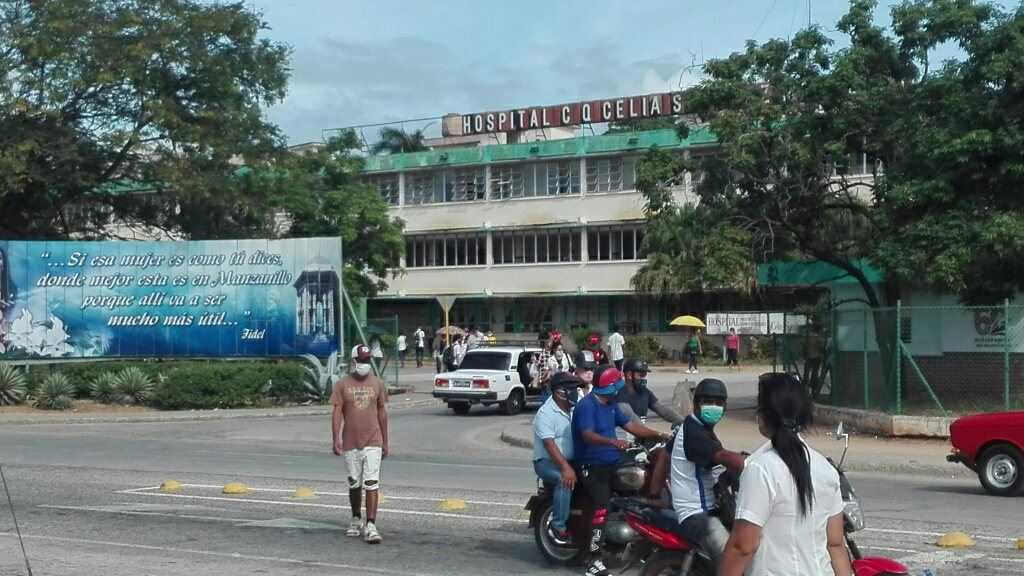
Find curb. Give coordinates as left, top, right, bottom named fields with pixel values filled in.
left=0, top=398, right=441, bottom=426
left=815, top=404, right=955, bottom=439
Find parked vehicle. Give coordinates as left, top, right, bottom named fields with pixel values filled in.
left=632, top=423, right=909, bottom=576
left=524, top=443, right=667, bottom=569
left=947, top=411, right=1024, bottom=496
left=432, top=345, right=541, bottom=415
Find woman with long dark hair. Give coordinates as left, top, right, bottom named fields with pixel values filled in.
left=719, top=373, right=852, bottom=576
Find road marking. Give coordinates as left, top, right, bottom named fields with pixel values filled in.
left=121, top=484, right=525, bottom=508
left=0, top=532, right=439, bottom=576
left=40, top=505, right=342, bottom=531
left=866, top=527, right=1018, bottom=543
left=125, top=490, right=526, bottom=523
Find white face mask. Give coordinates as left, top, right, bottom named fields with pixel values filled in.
left=354, top=363, right=371, bottom=377
left=555, top=351, right=564, bottom=359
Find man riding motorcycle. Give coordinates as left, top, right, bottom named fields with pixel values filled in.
left=667, top=378, right=746, bottom=569
left=572, top=365, right=670, bottom=576
left=614, top=358, right=685, bottom=434
left=532, top=372, right=585, bottom=547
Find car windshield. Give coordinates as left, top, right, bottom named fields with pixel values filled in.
left=458, top=352, right=511, bottom=371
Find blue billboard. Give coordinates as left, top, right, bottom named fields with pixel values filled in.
left=0, top=238, right=342, bottom=358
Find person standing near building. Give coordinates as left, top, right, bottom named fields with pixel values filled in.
left=453, top=335, right=467, bottom=369
left=606, top=325, right=626, bottom=371
left=686, top=329, right=703, bottom=374
left=413, top=326, right=426, bottom=368
left=585, top=334, right=608, bottom=366
left=725, top=327, right=740, bottom=372
left=466, top=325, right=481, bottom=350
left=330, top=345, right=389, bottom=544
left=396, top=332, right=407, bottom=368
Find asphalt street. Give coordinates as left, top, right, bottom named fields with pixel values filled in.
left=0, top=366, right=1020, bottom=576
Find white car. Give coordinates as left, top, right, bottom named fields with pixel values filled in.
left=433, top=345, right=542, bottom=415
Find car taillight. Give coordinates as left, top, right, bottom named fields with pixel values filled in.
left=435, top=379, right=449, bottom=388
left=472, top=379, right=489, bottom=389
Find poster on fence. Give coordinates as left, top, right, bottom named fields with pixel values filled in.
left=707, top=312, right=808, bottom=335
left=0, top=238, right=342, bottom=358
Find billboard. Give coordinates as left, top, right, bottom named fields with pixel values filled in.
left=706, top=312, right=808, bottom=335
left=0, top=238, right=341, bottom=358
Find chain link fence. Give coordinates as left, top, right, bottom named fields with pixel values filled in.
left=825, top=303, right=1024, bottom=416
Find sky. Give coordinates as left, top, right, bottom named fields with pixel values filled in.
left=253, top=0, right=1016, bottom=145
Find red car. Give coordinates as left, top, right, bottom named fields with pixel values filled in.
left=947, top=411, right=1024, bottom=496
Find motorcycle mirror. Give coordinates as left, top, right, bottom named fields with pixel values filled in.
left=836, top=422, right=846, bottom=439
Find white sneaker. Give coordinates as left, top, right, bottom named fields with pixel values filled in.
left=346, top=516, right=362, bottom=537
left=364, top=521, right=382, bottom=544
left=693, top=370, right=699, bottom=374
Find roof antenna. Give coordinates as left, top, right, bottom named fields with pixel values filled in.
left=0, top=462, right=33, bottom=575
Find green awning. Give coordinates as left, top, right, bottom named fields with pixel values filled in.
left=757, top=260, right=884, bottom=287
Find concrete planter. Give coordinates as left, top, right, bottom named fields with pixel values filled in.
left=814, top=404, right=955, bottom=438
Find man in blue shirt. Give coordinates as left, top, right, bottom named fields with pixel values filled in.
left=532, top=372, right=583, bottom=547
left=572, top=365, right=669, bottom=576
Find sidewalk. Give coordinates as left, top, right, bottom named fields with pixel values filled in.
left=500, top=408, right=966, bottom=477
left=0, top=392, right=440, bottom=426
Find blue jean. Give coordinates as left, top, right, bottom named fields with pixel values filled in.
left=534, top=458, right=571, bottom=532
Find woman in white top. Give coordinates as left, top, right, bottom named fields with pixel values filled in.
left=546, top=342, right=574, bottom=373
left=719, top=373, right=853, bottom=576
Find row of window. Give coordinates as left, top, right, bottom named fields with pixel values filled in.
left=403, top=225, right=645, bottom=268
left=363, top=157, right=636, bottom=206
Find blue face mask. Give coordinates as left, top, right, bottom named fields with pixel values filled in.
left=699, top=405, right=725, bottom=426
left=634, top=378, right=648, bottom=391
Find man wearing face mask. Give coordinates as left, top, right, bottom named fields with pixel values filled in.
left=532, top=372, right=584, bottom=547
left=614, top=358, right=685, bottom=436
left=668, top=378, right=746, bottom=570
left=330, top=345, right=389, bottom=544
left=573, top=350, right=597, bottom=395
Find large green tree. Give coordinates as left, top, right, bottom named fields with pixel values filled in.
left=0, top=0, right=290, bottom=239
left=370, top=127, right=428, bottom=155
left=270, top=131, right=406, bottom=299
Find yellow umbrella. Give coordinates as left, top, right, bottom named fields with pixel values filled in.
left=669, top=315, right=706, bottom=328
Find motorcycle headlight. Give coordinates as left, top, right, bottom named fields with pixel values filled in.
left=843, top=499, right=865, bottom=532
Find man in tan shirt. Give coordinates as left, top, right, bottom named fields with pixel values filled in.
left=330, top=344, right=389, bottom=544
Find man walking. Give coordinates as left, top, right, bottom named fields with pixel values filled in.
left=606, top=325, right=626, bottom=371
left=331, top=345, right=389, bottom=544
left=413, top=326, right=426, bottom=368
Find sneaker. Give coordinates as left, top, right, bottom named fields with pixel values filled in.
left=585, top=559, right=611, bottom=576
left=364, top=521, right=382, bottom=544
left=547, top=523, right=573, bottom=547
left=346, top=516, right=362, bottom=537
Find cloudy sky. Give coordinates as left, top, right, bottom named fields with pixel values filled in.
left=252, top=0, right=1012, bottom=144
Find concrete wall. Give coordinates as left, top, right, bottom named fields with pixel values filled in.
left=386, top=261, right=643, bottom=297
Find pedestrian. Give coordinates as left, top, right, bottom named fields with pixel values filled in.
left=413, top=326, right=426, bottom=368
left=538, top=325, right=551, bottom=347
left=466, top=325, right=482, bottom=350
left=369, top=335, right=384, bottom=367
left=546, top=341, right=574, bottom=374
left=396, top=332, right=407, bottom=368
left=606, top=325, right=626, bottom=371
left=330, top=345, right=389, bottom=544
left=452, top=335, right=467, bottom=370
left=719, top=373, right=852, bottom=576
left=549, top=325, right=562, bottom=345
left=686, top=329, right=702, bottom=374
left=434, top=336, right=445, bottom=373
left=725, top=327, right=740, bottom=372
left=585, top=333, right=608, bottom=366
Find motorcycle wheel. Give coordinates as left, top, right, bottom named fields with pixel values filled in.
left=639, top=549, right=713, bottom=576
left=533, top=501, right=589, bottom=566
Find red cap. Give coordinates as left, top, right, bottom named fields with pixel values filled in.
left=588, top=334, right=599, bottom=344
left=354, top=345, right=372, bottom=362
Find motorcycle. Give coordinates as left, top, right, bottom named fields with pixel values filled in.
left=525, top=442, right=666, bottom=568
left=621, top=422, right=909, bottom=576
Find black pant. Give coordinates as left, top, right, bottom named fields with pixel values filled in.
left=575, top=463, right=615, bottom=556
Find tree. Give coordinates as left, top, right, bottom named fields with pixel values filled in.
left=270, top=130, right=406, bottom=299
left=0, top=0, right=290, bottom=240
left=369, top=127, right=428, bottom=155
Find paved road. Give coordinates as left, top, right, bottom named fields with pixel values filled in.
left=0, top=370, right=1021, bottom=575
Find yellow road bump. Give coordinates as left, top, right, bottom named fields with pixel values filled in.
left=437, top=498, right=468, bottom=511
left=521, top=510, right=532, bottom=518
left=377, top=493, right=386, bottom=504
left=222, top=482, right=249, bottom=495
left=935, top=531, right=975, bottom=548
left=159, top=480, right=182, bottom=492
left=292, top=487, right=316, bottom=500
left=1016, top=538, right=1024, bottom=550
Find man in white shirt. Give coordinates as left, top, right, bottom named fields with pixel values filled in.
left=396, top=333, right=407, bottom=368
left=413, top=326, right=426, bottom=368
left=606, top=326, right=626, bottom=371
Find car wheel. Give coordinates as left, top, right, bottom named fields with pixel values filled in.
left=978, top=443, right=1024, bottom=496
left=503, top=389, right=524, bottom=416
left=451, top=403, right=471, bottom=416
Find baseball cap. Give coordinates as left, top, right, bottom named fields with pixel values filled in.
left=550, top=372, right=583, bottom=392
left=352, top=345, right=372, bottom=363
left=588, top=334, right=599, bottom=344
left=591, top=365, right=624, bottom=395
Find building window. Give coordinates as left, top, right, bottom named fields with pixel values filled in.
left=406, top=172, right=435, bottom=205
left=493, top=227, right=581, bottom=265
left=521, top=301, right=553, bottom=334
left=363, top=174, right=400, bottom=206
left=586, top=157, right=623, bottom=193
left=491, top=165, right=525, bottom=199
left=588, top=225, right=645, bottom=261
left=544, top=161, right=580, bottom=196
left=404, top=233, right=487, bottom=268
left=446, top=168, right=486, bottom=202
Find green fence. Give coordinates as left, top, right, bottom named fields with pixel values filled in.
left=825, top=302, right=1024, bottom=416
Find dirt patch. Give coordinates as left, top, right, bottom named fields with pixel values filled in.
left=0, top=401, right=156, bottom=415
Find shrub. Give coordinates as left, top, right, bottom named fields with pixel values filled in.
left=114, top=367, right=154, bottom=406
left=149, top=363, right=307, bottom=410
left=0, top=363, right=27, bottom=406
left=90, top=372, right=119, bottom=404
left=624, top=335, right=667, bottom=364
left=34, top=373, right=75, bottom=410
left=570, top=327, right=601, bottom=351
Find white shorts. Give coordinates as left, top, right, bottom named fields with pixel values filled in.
left=344, top=446, right=382, bottom=490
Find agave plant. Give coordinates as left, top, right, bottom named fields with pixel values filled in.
left=34, top=372, right=75, bottom=410
left=0, top=362, right=27, bottom=406
left=299, top=352, right=340, bottom=402
left=90, top=372, right=119, bottom=404
left=114, top=367, right=154, bottom=406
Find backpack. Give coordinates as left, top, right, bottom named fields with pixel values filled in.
left=442, top=345, right=455, bottom=365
